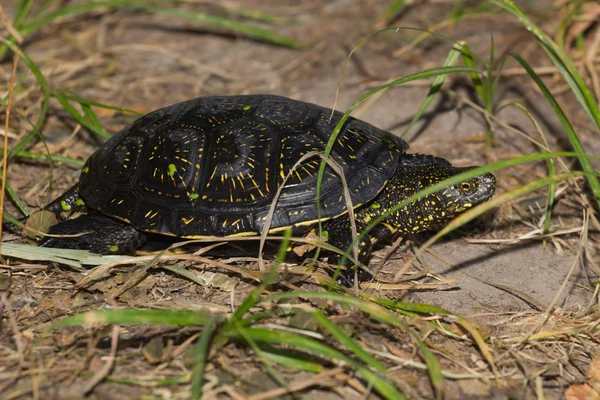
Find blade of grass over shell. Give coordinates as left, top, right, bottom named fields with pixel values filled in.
left=316, top=65, right=480, bottom=265
left=510, top=54, right=600, bottom=208
left=318, top=65, right=482, bottom=266
left=490, top=0, right=600, bottom=131
left=51, top=308, right=213, bottom=330
left=401, top=42, right=464, bottom=141
left=13, top=0, right=303, bottom=51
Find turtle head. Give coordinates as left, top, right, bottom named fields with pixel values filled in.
left=404, top=166, right=496, bottom=232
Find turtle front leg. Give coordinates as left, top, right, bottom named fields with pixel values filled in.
left=41, top=184, right=88, bottom=220
left=41, top=213, right=146, bottom=254
left=323, top=215, right=398, bottom=286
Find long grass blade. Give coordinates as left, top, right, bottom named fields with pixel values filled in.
left=313, top=311, right=386, bottom=372
left=191, top=314, right=224, bottom=400
left=1, top=41, right=51, bottom=160
left=490, top=0, right=600, bottom=131
left=51, top=308, right=213, bottom=329
left=17, top=0, right=303, bottom=49
left=225, top=327, right=405, bottom=399
left=54, top=93, right=111, bottom=140
left=402, top=42, right=464, bottom=141
left=510, top=54, right=600, bottom=208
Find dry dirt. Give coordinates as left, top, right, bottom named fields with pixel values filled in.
left=0, top=1, right=599, bottom=399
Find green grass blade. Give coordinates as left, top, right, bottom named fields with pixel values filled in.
left=81, top=103, right=110, bottom=136
left=232, top=229, right=291, bottom=321
left=490, top=0, right=600, bottom=130
left=376, top=0, right=405, bottom=27
left=54, top=93, right=111, bottom=140
left=269, top=292, right=446, bottom=394
left=497, top=101, right=556, bottom=237
left=369, top=294, right=499, bottom=384
left=316, top=65, right=480, bottom=258
left=18, top=0, right=303, bottom=49
left=51, top=308, right=213, bottom=330
left=0, top=243, right=132, bottom=269
left=225, top=327, right=405, bottom=399
left=2, top=41, right=51, bottom=160
left=161, top=264, right=209, bottom=287
left=57, top=91, right=142, bottom=115
left=231, top=321, right=291, bottom=392
left=484, top=33, right=495, bottom=113
left=409, top=325, right=444, bottom=397
left=313, top=311, right=386, bottom=372
left=139, top=5, right=303, bottom=48
left=3, top=182, right=29, bottom=216
left=259, top=345, right=324, bottom=373
left=14, top=0, right=35, bottom=28
left=510, top=54, right=600, bottom=208
left=216, top=3, right=289, bottom=25
left=12, top=151, right=85, bottom=166
left=191, top=314, right=224, bottom=400
left=13, top=1, right=175, bottom=35
left=401, top=42, right=464, bottom=140
left=461, top=43, right=486, bottom=104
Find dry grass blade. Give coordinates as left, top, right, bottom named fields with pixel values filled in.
left=0, top=4, right=23, bottom=43
left=0, top=55, right=19, bottom=255
left=257, top=151, right=359, bottom=281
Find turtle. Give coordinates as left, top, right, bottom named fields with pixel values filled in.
left=37, top=94, right=496, bottom=284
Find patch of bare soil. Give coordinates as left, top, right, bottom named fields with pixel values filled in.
left=0, top=1, right=599, bottom=399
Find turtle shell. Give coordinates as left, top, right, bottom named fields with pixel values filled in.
left=78, top=95, right=408, bottom=237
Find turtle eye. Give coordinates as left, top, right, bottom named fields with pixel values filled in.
left=460, top=182, right=473, bottom=193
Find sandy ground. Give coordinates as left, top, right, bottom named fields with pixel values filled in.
left=1, top=1, right=598, bottom=399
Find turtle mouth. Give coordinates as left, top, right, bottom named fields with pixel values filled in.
left=473, top=173, right=496, bottom=202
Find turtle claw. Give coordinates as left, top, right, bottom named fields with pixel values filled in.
left=41, top=213, right=146, bottom=254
